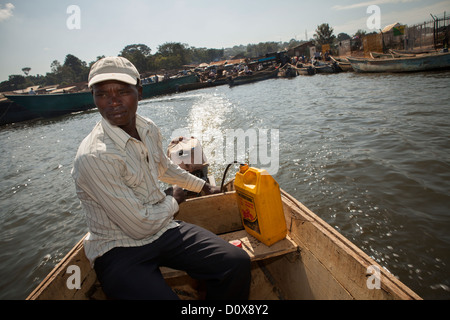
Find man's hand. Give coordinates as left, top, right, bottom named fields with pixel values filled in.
left=201, top=182, right=221, bottom=195
left=164, top=186, right=186, bottom=205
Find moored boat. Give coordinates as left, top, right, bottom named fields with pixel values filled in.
left=314, top=64, right=336, bottom=74
left=347, top=51, right=450, bottom=73
left=330, top=56, right=353, bottom=72
left=178, top=77, right=228, bottom=92
left=312, top=60, right=342, bottom=74
left=228, top=68, right=279, bottom=87
left=26, top=181, right=421, bottom=300
left=3, top=91, right=95, bottom=119
left=141, top=73, right=198, bottom=97
left=0, top=97, right=41, bottom=125
left=370, top=52, right=395, bottom=59
left=370, top=50, right=418, bottom=59
left=296, top=65, right=316, bottom=76
left=277, top=64, right=298, bottom=78
left=4, top=74, right=199, bottom=120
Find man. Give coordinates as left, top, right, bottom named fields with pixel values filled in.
left=72, top=56, right=251, bottom=300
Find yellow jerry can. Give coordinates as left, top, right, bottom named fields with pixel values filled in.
left=234, top=164, right=287, bottom=246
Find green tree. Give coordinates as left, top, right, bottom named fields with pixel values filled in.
left=6, top=74, right=26, bottom=90
left=190, top=47, right=224, bottom=64
left=154, top=55, right=183, bottom=70
left=61, top=54, right=89, bottom=83
left=353, top=29, right=367, bottom=38
left=119, top=44, right=152, bottom=72
left=121, top=44, right=151, bottom=57
left=22, top=67, right=31, bottom=76
left=314, top=23, right=336, bottom=45
left=50, top=60, right=61, bottom=73
left=157, top=42, right=191, bottom=67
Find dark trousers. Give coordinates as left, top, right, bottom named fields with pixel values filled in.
left=94, top=221, right=251, bottom=300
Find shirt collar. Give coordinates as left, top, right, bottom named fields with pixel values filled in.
left=101, top=114, right=150, bottom=150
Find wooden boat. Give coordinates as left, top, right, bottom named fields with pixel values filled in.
left=4, top=74, right=198, bottom=120
left=370, top=52, right=395, bottom=59
left=314, top=64, right=336, bottom=74
left=390, top=49, right=436, bottom=56
left=26, top=183, right=421, bottom=300
left=228, top=68, right=279, bottom=87
left=330, top=56, right=353, bottom=72
left=277, top=64, right=298, bottom=78
left=371, top=50, right=421, bottom=59
left=313, top=61, right=343, bottom=74
left=347, top=51, right=450, bottom=73
left=296, top=65, right=316, bottom=76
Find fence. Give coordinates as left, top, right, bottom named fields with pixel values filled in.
left=379, top=13, right=449, bottom=53
left=404, top=19, right=436, bottom=50
left=430, top=12, right=450, bottom=49
left=338, top=12, right=449, bottom=56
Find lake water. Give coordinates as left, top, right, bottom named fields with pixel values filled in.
left=1, top=71, right=449, bottom=299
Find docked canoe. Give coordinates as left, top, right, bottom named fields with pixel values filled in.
left=26, top=185, right=421, bottom=300
left=277, top=64, right=298, bottom=78
left=296, top=65, right=316, bottom=76
left=330, top=56, right=353, bottom=72
left=347, top=51, right=450, bottom=73
left=314, top=64, right=336, bottom=74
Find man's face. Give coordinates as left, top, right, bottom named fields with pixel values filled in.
left=92, top=80, right=142, bottom=130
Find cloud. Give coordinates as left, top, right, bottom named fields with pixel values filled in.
left=0, top=3, right=14, bottom=22
left=333, top=0, right=418, bottom=11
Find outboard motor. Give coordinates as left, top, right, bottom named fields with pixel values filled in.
left=167, top=136, right=210, bottom=183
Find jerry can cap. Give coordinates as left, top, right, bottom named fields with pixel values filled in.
left=239, top=163, right=249, bottom=174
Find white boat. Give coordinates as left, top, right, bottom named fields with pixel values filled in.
left=347, top=51, right=450, bottom=73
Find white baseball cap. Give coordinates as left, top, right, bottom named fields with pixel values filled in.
left=88, top=56, right=140, bottom=88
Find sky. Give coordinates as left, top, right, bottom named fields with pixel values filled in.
left=0, top=0, right=449, bottom=82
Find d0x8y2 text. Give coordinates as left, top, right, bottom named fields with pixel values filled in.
left=226, top=304, right=268, bottom=315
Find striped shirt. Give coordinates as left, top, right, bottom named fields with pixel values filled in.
left=71, top=114, right=205, bottom=266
